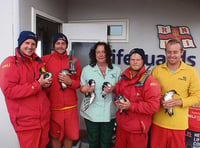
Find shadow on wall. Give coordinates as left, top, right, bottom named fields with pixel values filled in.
left=0, top=89, right=19, bottom=148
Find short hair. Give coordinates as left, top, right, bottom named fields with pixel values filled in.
left=166, top=39, right=184, bottom=51
left=89, top=42, right=113, bottom=69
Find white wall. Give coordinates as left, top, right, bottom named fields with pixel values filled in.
left=0, top=0, right=20, bottom=147
left=67, top=0, right=200, bottom=71
left=19, top=0, right=69, bottom=31
left=16, top=0, right=200, bottom=71
left=0, top=0, right=17, bottom=63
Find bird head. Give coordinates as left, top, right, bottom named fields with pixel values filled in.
left=88, top=79, right=95, bottom=87
left=168, top=90, right=179, bottom=95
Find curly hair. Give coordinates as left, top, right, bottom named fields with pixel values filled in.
left=89, top=42, right=113, bottom=69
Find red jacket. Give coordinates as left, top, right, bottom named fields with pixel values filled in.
left=42, top=51, right=81, bottom=108
left=115, top=66, right=161, bottom=134
left=0, top=48, right=50, bottom=132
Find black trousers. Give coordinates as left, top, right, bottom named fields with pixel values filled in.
left=84, top=118, right=115, bottom=148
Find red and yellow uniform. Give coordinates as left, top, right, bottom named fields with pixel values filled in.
left=114, top=66, right=161, bottom=148
left=0, top=48, right=50, bottom=148
left=151, top=61, right=200, bottom=148
left=42, top=50, right=81, bottom=141
left=152, top=61, right=200, bottom=130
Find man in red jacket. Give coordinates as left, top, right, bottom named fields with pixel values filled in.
left=0, top=31, right=52, bottom=148
left=42, top=33, right=81, bottom=148
left=114, top=48, right=161, bottom=148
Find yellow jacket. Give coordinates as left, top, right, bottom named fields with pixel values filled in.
left=151, top=61, right=200, bottom=130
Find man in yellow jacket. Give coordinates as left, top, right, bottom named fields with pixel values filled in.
left=150, top=38, right=200, bottom=148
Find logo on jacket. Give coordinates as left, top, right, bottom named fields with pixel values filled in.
left=178, top=76, right=187, bottom=81
left=2, top=63, right=11, bottom=69
left=150, top=82, right=158, bottom=86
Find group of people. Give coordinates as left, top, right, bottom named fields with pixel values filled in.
left=0, top=30, right=200, bottom=148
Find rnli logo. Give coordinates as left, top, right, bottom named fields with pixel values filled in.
left=178, top=76, right=187, bottom=81
left=2, top=63, right=11, bottom=69
left=157, top=25, right=196, bottom=49
left=150, top=82, right=158, bottom=86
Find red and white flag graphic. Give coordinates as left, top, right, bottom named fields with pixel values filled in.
left=157, top=25, right=196, bottom=49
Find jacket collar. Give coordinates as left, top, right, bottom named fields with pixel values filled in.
left=53, top=50, right=69, bottom=59
left=161, top=61, right=187, bottom=71
left=15, top=48, right=42, bottom=63
left=92, top=64, right=112, bottom=74
left=121, top=66, right=146, bottom=81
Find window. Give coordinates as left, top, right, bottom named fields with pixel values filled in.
left=106, top=20, right=129, bottom=42
left=108, top=25, right=122, bottom=36
left=69, top=19, right=129, bottom=42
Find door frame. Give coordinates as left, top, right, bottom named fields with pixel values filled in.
left=31, top=7, right=64, bottom=33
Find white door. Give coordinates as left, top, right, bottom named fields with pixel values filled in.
left=62, top=23, right=107, bottom=68
left=62, top=23, right=107, bottom=136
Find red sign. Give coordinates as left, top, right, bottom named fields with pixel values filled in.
left=188, top=104, right=200, bottom=132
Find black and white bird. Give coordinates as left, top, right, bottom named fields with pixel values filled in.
left=59, top=69, right=71, bottom=90
left=163, top=90, right=178, bottom=116
left=102, top=82, right=112, bottom=98
left=43, top=72, right=52, bottom=80
left=114, top=94, right=128, bottom=115
left=39, top=67, right=52, bottom=80
left=81, top=79, right=96, bottom=112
